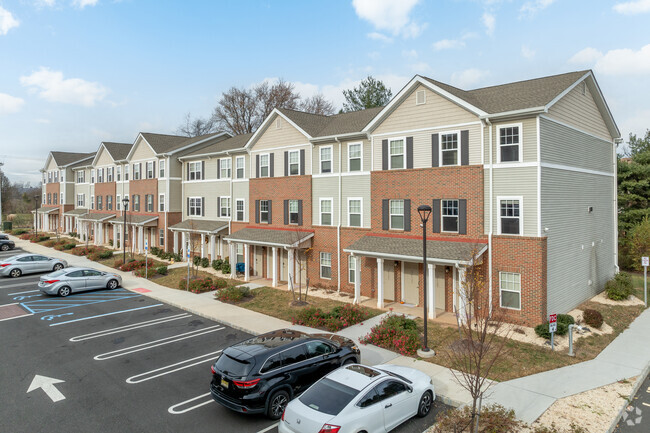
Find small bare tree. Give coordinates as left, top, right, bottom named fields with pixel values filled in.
left=176, top=112, right=219, bottom=137
left=300, top=94, right=335, bottom=115
left=288, top=227, right=310, bottom=305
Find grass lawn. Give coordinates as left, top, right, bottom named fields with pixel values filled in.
left=149, top=267, right=239, bottom=290
left=629, top=272, right=648, bottom=304
left=234, top=286, right=384, bottom=326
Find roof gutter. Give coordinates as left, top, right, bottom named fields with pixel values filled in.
left=479, top=106, right=546, bottom=120
left=159, top=131, right=232, bottom=158
left=343, top=249, right=472, bottom=266
left=178, top=147, right=246, bottom=162
left=310, top=132, right=369, bottom=144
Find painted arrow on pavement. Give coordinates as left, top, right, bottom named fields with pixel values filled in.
left=27, top=375, right=66, bottom=402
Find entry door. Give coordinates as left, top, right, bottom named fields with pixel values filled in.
left=281, top=250, right=287, bottom=282
left=254, top=247, right=262, bottom=276
left=403, top=262, right=419, bottom=305
left=383, top=260, right=395, bottom=301
left=435, top=266, right=446, bottom=311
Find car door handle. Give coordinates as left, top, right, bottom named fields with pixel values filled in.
left=385, top=403, right=392, bottom=408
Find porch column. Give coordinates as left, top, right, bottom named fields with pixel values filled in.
left=229, top=242, right=236, bottom=278
left=173, top=231, right=179, bottom=255
left=428, top=264, right=436, bottom=319
left=244, top=243, right=250, bottom=282
left=93, top=223, right=98, bottom=245
left=272, top=247, right=278, bottom=287
left=288, top=248, right=294, bottom=291
left=457, top=267, right=467, bottom=323
left=354, top=256, right=361, bottom=304
left=210, top=235, right=216, bottom=261
left=181, top=232, right=187, bottom=261
left=199, top=233, right=205, bottom=258
left=138, top=226, right=144, bottom=253
left=377, top=258, right=384, bottom=308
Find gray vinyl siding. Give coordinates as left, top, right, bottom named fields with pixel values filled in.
left=541, top=167, right=616, bottom=315
left=484, top=166, right=538, bottom=236
left=312, top=177, right=339, bottom=226
left=233, top=181, right=249, bottom=223
left=170, top=157, right=183, bottom=178
left=184, top=180, right=230, bottom=219
left=342, top=175, right=371, bottom=227
left=341, top=139, right=371, bottom=173
left=167, top=180, right=181, bottom=212
left=540, top=117, right=613, bottom=173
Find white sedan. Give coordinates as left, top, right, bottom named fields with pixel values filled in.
left=279, top=364, right=435, bottom=433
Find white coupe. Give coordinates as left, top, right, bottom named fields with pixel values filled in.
left=279, top=363, right=435, bottom=433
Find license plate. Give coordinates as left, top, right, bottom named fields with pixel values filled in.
left=220, top=378, right=229, bottom=389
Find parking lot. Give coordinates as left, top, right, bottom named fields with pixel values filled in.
left=0, top=247, right=449, bottom=433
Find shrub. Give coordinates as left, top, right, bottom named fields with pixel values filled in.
left=605, top=272, right=633, bottom=301
left=293, top=304, right=374, bottom=332
left=221, top=263, right=231, bottom=274
left=63, top=243, right=76, bottom=250
left=201, top=257, right=210, bottom=268
left=193, top=256, right=201, bottom=266
left=99, top=250, right=114, bottom=259
left=583, top=308, right=603, bottom=328
left=87, top=251, right=101, bottom=261
left=108, top=239, right=113, bottom=247
left=114, top=259, right=124, bottom=268
left=212, top=259, right=223, bottom=271
left=534, top=314, right=574, bottom=339
left=70, top=246, right=96, bottom=256
left=433, top=404, right=523, bottom=433
left=19, top=233, right=32, bottom=240
left=360, top=314, right=419, bottom=355
left=53, top=244, right=65, bottom=251
left=214, top=278, right=228, bottom=289
left=120, top=258, right=153, bottom=272
left=67, top=232, right=77, bottom=238
left=171, top=253, right=182, bottom=262
left=30, top=235, right=50, bottom=243
left=179, top=277, right=214, bottom=293
left=13, top=229, right=28, bottom=235
left=134, top=267, right=157, bottom=278
left=150, top=246, right=160, bottom=256
left=216, top=286, right=251, bottom=302
left=43, top=240, right=56, bottom=247
left=156, top=265, right=168, bottom=275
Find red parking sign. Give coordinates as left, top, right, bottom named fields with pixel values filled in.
left=549, top=314, right=557, bottom=333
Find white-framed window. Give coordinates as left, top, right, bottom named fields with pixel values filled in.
left=440, top=132, right=459, bottom=166
left=146, top=161, right=154, bottom=179
left=320, top=146, right=332, bottom=173
left=498, top=123, right=522, bottom=163
left=116, top=166, right=121, bottom=182
left=90, top=170, right=95, bottom=184
left=159, top=229, right=165, bottom=246
left=220, top=197, right=231, bottom=218
left=188, top=161, right=202, bottom=180
left=389, top=138, right=405, bottom=169
left=76, top=171, right=85, bottom=183
left=97, top=168, right=104, bottom=183
left=159, top=160, right=165, bottom=178
left=236, top=156, right=245, bottom=179
left=188, top=197, right=202, bottom=216
left=77, top=194, right=85, bottom=207
left=236, top=199, right=245, bottom=221
left=236, top=243, right=244, bottom=264
left=116, top=194, right=121, bottom=211
left=132, top=194, right=140, bottom=212
left=498, top=197, right=522, bottom=235
left=500, top=272, right=521, bottom=310
left=348, top=198, right=362, bottom=227
left=42, top=193, right=45, bottom=204
left=416, top=89, right=426, bottom=105
left=390, top=199, right=404, bottom=230
left=260, top=154, right=270, bottom=178
left=53, top=171, right=58, bottom=183
left=159, top=194, right=165, bottom=212
left=320, top=198, right=333, bottom=226
left=220, top=158, right=231, bottom=179
left=441, top=199, right=459, bottom=233
left=288, top=150, right=300, bottom=176
left=107, top=167, right=113, bottom=182
left=289, top=199, right=299, bottom=224
left=260, top=200, right=269, bottom=223
left=124, top=165, right=129, bottom=181
left=348, top=256, right=356, bottom=284
left=348, top=142, right=362, bottom=172
left=320, top=252, right=332, bottom=279
left=53, top=193, right=58, bottom=205
left=146, top=194, right=154, bottom=212
left=60, top=170, right=64, bottom=182
left=107, top=195, right=113, bottom=210
left=97, top=195, right=104, bottom=210
left=133, top=163, right=141, bottom=180
left=90, top=195, right=95, bottom=210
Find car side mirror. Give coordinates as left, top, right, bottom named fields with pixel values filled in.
left=407, top=386, right=413, bottom=393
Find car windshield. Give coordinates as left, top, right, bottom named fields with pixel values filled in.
left=215, top=353, right=254, bottom=377
left=48, top=270, right=66, bottom=277
left=299, top=378, right=359, bottom=416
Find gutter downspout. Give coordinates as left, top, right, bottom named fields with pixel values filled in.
left=485, top=118, right=494, bottom=316
left=613, top=138, right=622, bottom=273
left=335, top=137, right=342, bottom=293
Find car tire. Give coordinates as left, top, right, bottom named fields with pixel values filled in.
left=0, top=244, right=8, bottom=251
left=106, top=279, right=119, bottom=290
left=342, top=357, right=357, bottom=366
left=266, top=389, right=290, bottom=420
left=58, top=286, right=71, bottom=297
left=9, top=268, right=22, bottom=278
left=53, top=263, right=64, bottom=271
left=417, top=391, right=433, bottom=418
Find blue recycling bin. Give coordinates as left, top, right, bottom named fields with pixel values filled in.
left=236, top=262, right=245, bottom=273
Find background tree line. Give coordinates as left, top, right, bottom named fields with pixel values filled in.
left=0, top=171, right=41, bottom=226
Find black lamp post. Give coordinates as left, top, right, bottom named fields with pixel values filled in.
left=417, top=204, right=432, bottom=355
left=122, top=196, right=129, bottom=263
left=34, top=195, right=40, bottom=237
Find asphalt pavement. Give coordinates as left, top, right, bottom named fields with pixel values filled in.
left=614, top=369, right=650, bottom=432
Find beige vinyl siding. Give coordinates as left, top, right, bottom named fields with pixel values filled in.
left=233, top=153, right=249, bottom=179
left=312, top=142, right=340, bottom=174
left=484, top=166, right=538, bottom=236
left=342, top=175, right=371, bottom=227
left=64, top=167, right=76, bottom=204
left=484, top=117, right=537, bottom=164
left=341, top=140, right=371, bottom=172
left=253, top=145, right=311, bottom=178
left=74, top=181, right=90, bottom=207
left=233, top=181, right=249, bottom=223
left=168, top=180, right=181, bottom=212
left=96, top=148, right=113, bottom=166
left=541, top=167, right=616, bottom=314
left=547, top=82, right=612, bottom=142
left=183, top=180, right=230, bottom=219
left=312, top=177, right=339, bottom=226
left=131, top=138, right=156, bottom=161
left=169, top=157, right=183, bottom=178
left=540, top=117, right=613, bottom=173
left=251, top=114, right=310, bottom=151
left=46, top=158, right=58, bottom=171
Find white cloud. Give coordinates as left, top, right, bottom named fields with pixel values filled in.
left=402, top=49, right=418, bottom=59
left=569, top=44, right=650, bottom=76
left=614, top=0, right=650, bottom=14
left=72, top=0, right=99, bottom=9
left=353, top=0, right=425, bottom=38
left=0, top=6, right=20, bottom=35
left=35, top=0, right=56, bottom=7
left=482, top=12, right=495, bottom=36
left=433, top=39, right=465, bottom=51
left=367, top=32, right=392, bottom=43
left=619, top=108, right=650, bottom=141
left=20, top=67, right=109, bottom=106
left=409, top=62, right=431, bottom=74
left=520, top=0, right=556, bottom=17
left=0, top=93, right=25, bottom=114
left=521, top=45, right=535, bottom=59
left=450, top=69, right=489, bottom=88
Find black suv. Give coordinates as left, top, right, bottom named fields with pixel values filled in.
left=210, top=328, right=360, bottom=419
left=0, top=236, right=15, bottom=251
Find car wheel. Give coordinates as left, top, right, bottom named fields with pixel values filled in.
left=342, top=357, right=357, bottom=366
left=0, top=244, right=8, bottom=251
left=53, top=263, right=64, bottom=271
left=417, top=391, right=433, bottom=418
left=106, top=279, right=119, bottom=290
left=266, top=389, right=290, bottom=420
left=58, top=286, right=71, bottom=297
left=9, top=268, right=22, bottom=278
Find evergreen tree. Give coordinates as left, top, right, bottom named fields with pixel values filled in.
left=342, top=76, right=392, bottom=112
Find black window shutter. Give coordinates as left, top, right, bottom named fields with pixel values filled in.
left=432, top=199, right=441, bottom=233
left=460, top=130, right=469, bottom=166
left=187, top=197, right=189, bottom=216
left=406, top=137, right=414, bottom=169
left=283, top=200, right=289, bottom=225
left=404, top=199, right=411, bottom=232
left=459, top=199, right=467, bottom=235
left=201, top=197, right=205, bottom=216
left=186, top=163, right=189, bottom=180
left=256, top=155, right=260, bottom=178
left=382, top=199, right=389, bottom=230
left=268, top=200, right=272, bottom=223
left=300, top=149, right=305, bottom=175
left=152, top=161, right=156, bottom=178
left=139, top=163, right=142, bottom=179
left=216, top=196, right=221, bottom=217
left=432, top=134, right=439, bottom=167
left=216, top=159, right=220, bottom=179
left=298, top=200, right=303, bottom=226
left=201, top=161, right=205, bottom=180
left=382, top=140, right=388, bottom=170
left=284, top=151, right=288, bottom=176
left=270, top=153, right=275, bottom=177
left=255, top=200, right=260, bottom=223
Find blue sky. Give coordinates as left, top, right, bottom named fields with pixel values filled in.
left=1, top=0, right=649, bottom=184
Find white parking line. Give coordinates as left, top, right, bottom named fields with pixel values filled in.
left=70, top=313, right=192, bottom=342
left=94, top=325, right=225, bottom=360
left=50, top=303, right=164, bottom=326
left=7, top=290, right=40, bottom=295
left=257, top=423, right=280, bottom=433
left=0, top=282, right=41, bottom=289
left=0, top=313, right=34, bottom=322
left=126, top=350, right=223, bottom=384
left=167, top=392, right=214, bottom=414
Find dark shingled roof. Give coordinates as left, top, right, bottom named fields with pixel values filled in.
left=50, top=151, right=95, bottom=167
left=103, top=142, right=132, bottom=161
left=109, top=214, right=159, bottom=226
left=184, top=133, right=252, bottom=158
left=225, top=228, right=314, bottom=247
left=79, top=213, right=116, bottom=222
left=345, top=235, right=486, bottom=263
left=140, top=131, right=226, bottom=154
left=64, top=209, right=88, bottom=216
left=169, top=219, right=229, bottom=233
left=421, top=70, right=589, bottom=114
left=276, top=107, right=384, bottom=138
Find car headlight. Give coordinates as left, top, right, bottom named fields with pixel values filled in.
left=351, top=345, right=359, bottom=352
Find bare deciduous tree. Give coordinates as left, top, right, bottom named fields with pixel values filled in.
left=254, top=79, right=300, bottom=122
left=300, top=94, right=336, bottom=116
left=212, top=86, right=258, bottom=136
left=175, top=112, right=220, bottom=137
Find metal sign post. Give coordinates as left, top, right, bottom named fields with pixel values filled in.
left=549, top=313, right=557, bottom=351
left=186, top=242, right=190, bottom=291
left=642, top=256, right=649, bottom=308
left=144, top=240, right=148, bottom=277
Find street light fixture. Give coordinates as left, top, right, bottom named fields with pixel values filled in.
left=417, top=204, right=434, bottom=357
left=34, top=195, right=40, bottom=237
left=122, top=196, right=129, bottom=263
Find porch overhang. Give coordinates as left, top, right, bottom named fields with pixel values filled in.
left=109, top=215, right=158, bottom=227
left=63, top=208, right=89, bottom=217
left=78, top=213, right=116, bottom=222
left=33, top=207, right=59, bottom=215
left=169, top=219, right=229, bottom=235
left=224, top=227, right=314, bottom=249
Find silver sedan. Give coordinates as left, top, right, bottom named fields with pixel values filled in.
left=0, top=253, right=68, bottom=278
left=38, top=267, right=123, bottom=297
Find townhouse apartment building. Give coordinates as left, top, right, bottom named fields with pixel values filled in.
left=40, top=69, right=619, bottom=327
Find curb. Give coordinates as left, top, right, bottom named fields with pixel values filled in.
left=606, top=361, right=650, bottom=433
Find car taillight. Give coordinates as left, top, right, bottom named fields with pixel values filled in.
left=0, top=264, right=9, bottom=267
left=43, top=280, right=59, bottom=284
left=211, top=365, right=216, bottom=374
left=232, top=378, right=260, bottom=389
left=318, top=425, right=341, bottom=433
